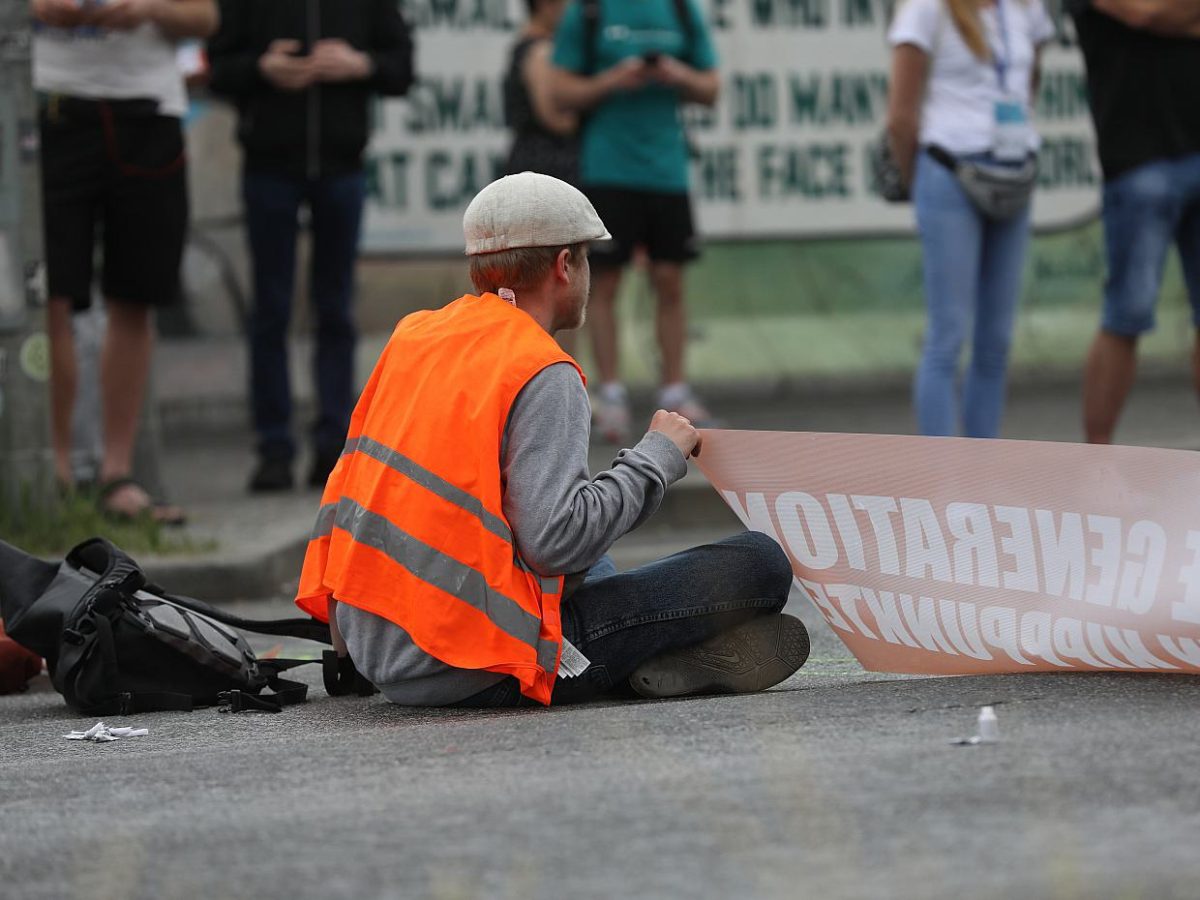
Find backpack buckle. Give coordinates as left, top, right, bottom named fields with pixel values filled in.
left=322, top=650, right=378, bottom=697
left=217, top=690, right=283, bottom=714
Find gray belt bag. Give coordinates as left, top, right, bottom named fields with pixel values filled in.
left=928, top=145, right=1038, bottom=221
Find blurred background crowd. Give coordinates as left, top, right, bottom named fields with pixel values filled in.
left=14, top=0, right=1200, bottom=524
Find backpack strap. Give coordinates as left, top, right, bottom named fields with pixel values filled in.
left=219, top=658, right=316, bottom=712
left=153, top=589, right=332, bottom=645
left=583, top=0, right=694, bottom=73
left=67, top=538, right=146, bottom=593
left=582, top=0, right=601, bottom=75
left=322, top=650, right=379, bottom=697
left=671, top=0, right=696, bottom=63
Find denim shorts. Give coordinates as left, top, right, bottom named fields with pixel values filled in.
left=1101, top=152, right=1200, bottom=336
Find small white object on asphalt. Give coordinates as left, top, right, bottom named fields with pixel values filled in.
left=977, top=706, right=999, bottom=743
left=64, top=722, right=149, bottom=743
left=949, top=706, right=1000, bottom=747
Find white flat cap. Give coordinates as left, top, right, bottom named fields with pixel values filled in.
left=463, top=172, right=611, bottom=256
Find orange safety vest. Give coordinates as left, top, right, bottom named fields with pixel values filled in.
left=295, top=293, right=584, bottom=705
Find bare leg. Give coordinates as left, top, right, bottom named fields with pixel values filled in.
left=87, top=297, right=188, bottom=522
left=649, top=262, right=687, bottom=386
left=1083, top=330, right=1138, bottom=444
left=46, top=297, right=78, bottom=485
left=588, top=266, right=623, bottom=384
left=98, top=298, right=153, bottom=483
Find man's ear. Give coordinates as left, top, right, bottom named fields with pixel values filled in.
left=555, top=247, right=573, bottom=283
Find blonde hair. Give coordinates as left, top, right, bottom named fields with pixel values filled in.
left=946, top=0, right=990, bottom=61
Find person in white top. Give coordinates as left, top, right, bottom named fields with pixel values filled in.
left=886, top=0, right=1054, bottom=438
left=30, top=0, right=217, bottom=522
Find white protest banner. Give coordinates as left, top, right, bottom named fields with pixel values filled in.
left=695, top=430, right=1200, bottom=675
left=364, top=0, right=1097, bottom=253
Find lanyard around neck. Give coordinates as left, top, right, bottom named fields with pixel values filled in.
left=991, top=0, right=1013, bottom=92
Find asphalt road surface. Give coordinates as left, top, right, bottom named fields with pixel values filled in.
left=4, top=595, right=1200, bottom=900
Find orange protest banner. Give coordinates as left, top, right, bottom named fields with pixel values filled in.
left=695, top=430, right=1200, bottom=675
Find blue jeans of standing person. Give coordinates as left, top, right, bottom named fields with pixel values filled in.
left=243, top=170, right=365, bottom=463
left=451, top=531, right=795, bottom=707
left=913, top=149, right=1031, bottom=438
left=1099, top=153, right=1200, bottom=337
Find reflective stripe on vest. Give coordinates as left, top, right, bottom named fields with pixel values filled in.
left=340, top=435, right=513, bottom=546
left=328, top=435, right=560, bottom=595
left=312, top=493, right=559, bottom=672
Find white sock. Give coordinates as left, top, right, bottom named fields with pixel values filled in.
left=600, top=382, right=627, bottom=403
left=658, top=382, right=691, bottom=409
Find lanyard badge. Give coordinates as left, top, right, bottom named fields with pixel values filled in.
left=993, top=97, right=1028, bottom=162
left=990, top=0, right=1029, bottom=162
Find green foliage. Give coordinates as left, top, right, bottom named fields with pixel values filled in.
left=0, top=486, right=214, bottom=558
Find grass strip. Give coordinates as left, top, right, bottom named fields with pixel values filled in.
left=0, top=487, right=215, bottom=558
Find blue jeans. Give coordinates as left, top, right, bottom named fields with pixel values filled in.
left=1100, top=153, right=1200, bottom=336
left=243, top=170, right=365, bottom=462
left=452, top=532, right=794, bottom=707
left=912, top=149, right=1031, bottom=438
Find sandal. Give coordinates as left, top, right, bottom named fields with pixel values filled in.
left=96, top=477, right=187, bottom=527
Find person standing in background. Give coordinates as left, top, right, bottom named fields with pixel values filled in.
left=32, top=0, right=218, bottom=523
left=505, top=0, right=579, bottom=184
left=886, top=0, right=1053, bottom=438
left=549, top=0, right=720, bottom=445
left=1068, top=1, right=1200, bottom=444
left=206, top=0, right=414, bottom=493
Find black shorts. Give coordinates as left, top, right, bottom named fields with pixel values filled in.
left=39, top=95, right=188, bottom=311
left=583, top=186, right=699, bottom=268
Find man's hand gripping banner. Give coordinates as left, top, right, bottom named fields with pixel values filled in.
left=696, top=431, right=1200, bottom=675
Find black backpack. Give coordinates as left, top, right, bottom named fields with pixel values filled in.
left=0, top=537, right=374, bottom=715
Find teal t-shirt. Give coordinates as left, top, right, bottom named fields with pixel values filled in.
left=552, top=0, right=718, bottom=193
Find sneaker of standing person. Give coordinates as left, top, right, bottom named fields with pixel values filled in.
left=658, top=382, right=718, bottom=428
left=629, top=613, right=810, bottom=698
left=593, top=381, right=631, bottom=445
left=249, top=454, right=294, bottom=493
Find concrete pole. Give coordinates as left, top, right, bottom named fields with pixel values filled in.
left=0, top=11, right=52, bottom=513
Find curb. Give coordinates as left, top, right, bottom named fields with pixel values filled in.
left=142, top=532, right=309, bottom=602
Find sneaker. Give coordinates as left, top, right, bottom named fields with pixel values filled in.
left=629, top=613, right=810, bottom=699
left=249, top=456, right=294, bottom=493
left=592, top=387, right=632, bottom=445
left=658, top=384, right=719, bottom=428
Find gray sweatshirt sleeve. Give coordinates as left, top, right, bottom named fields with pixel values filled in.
left=501, top=362, right=688, bottom=576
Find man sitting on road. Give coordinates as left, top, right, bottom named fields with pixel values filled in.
left=295, top=173, right=808, bottom=707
